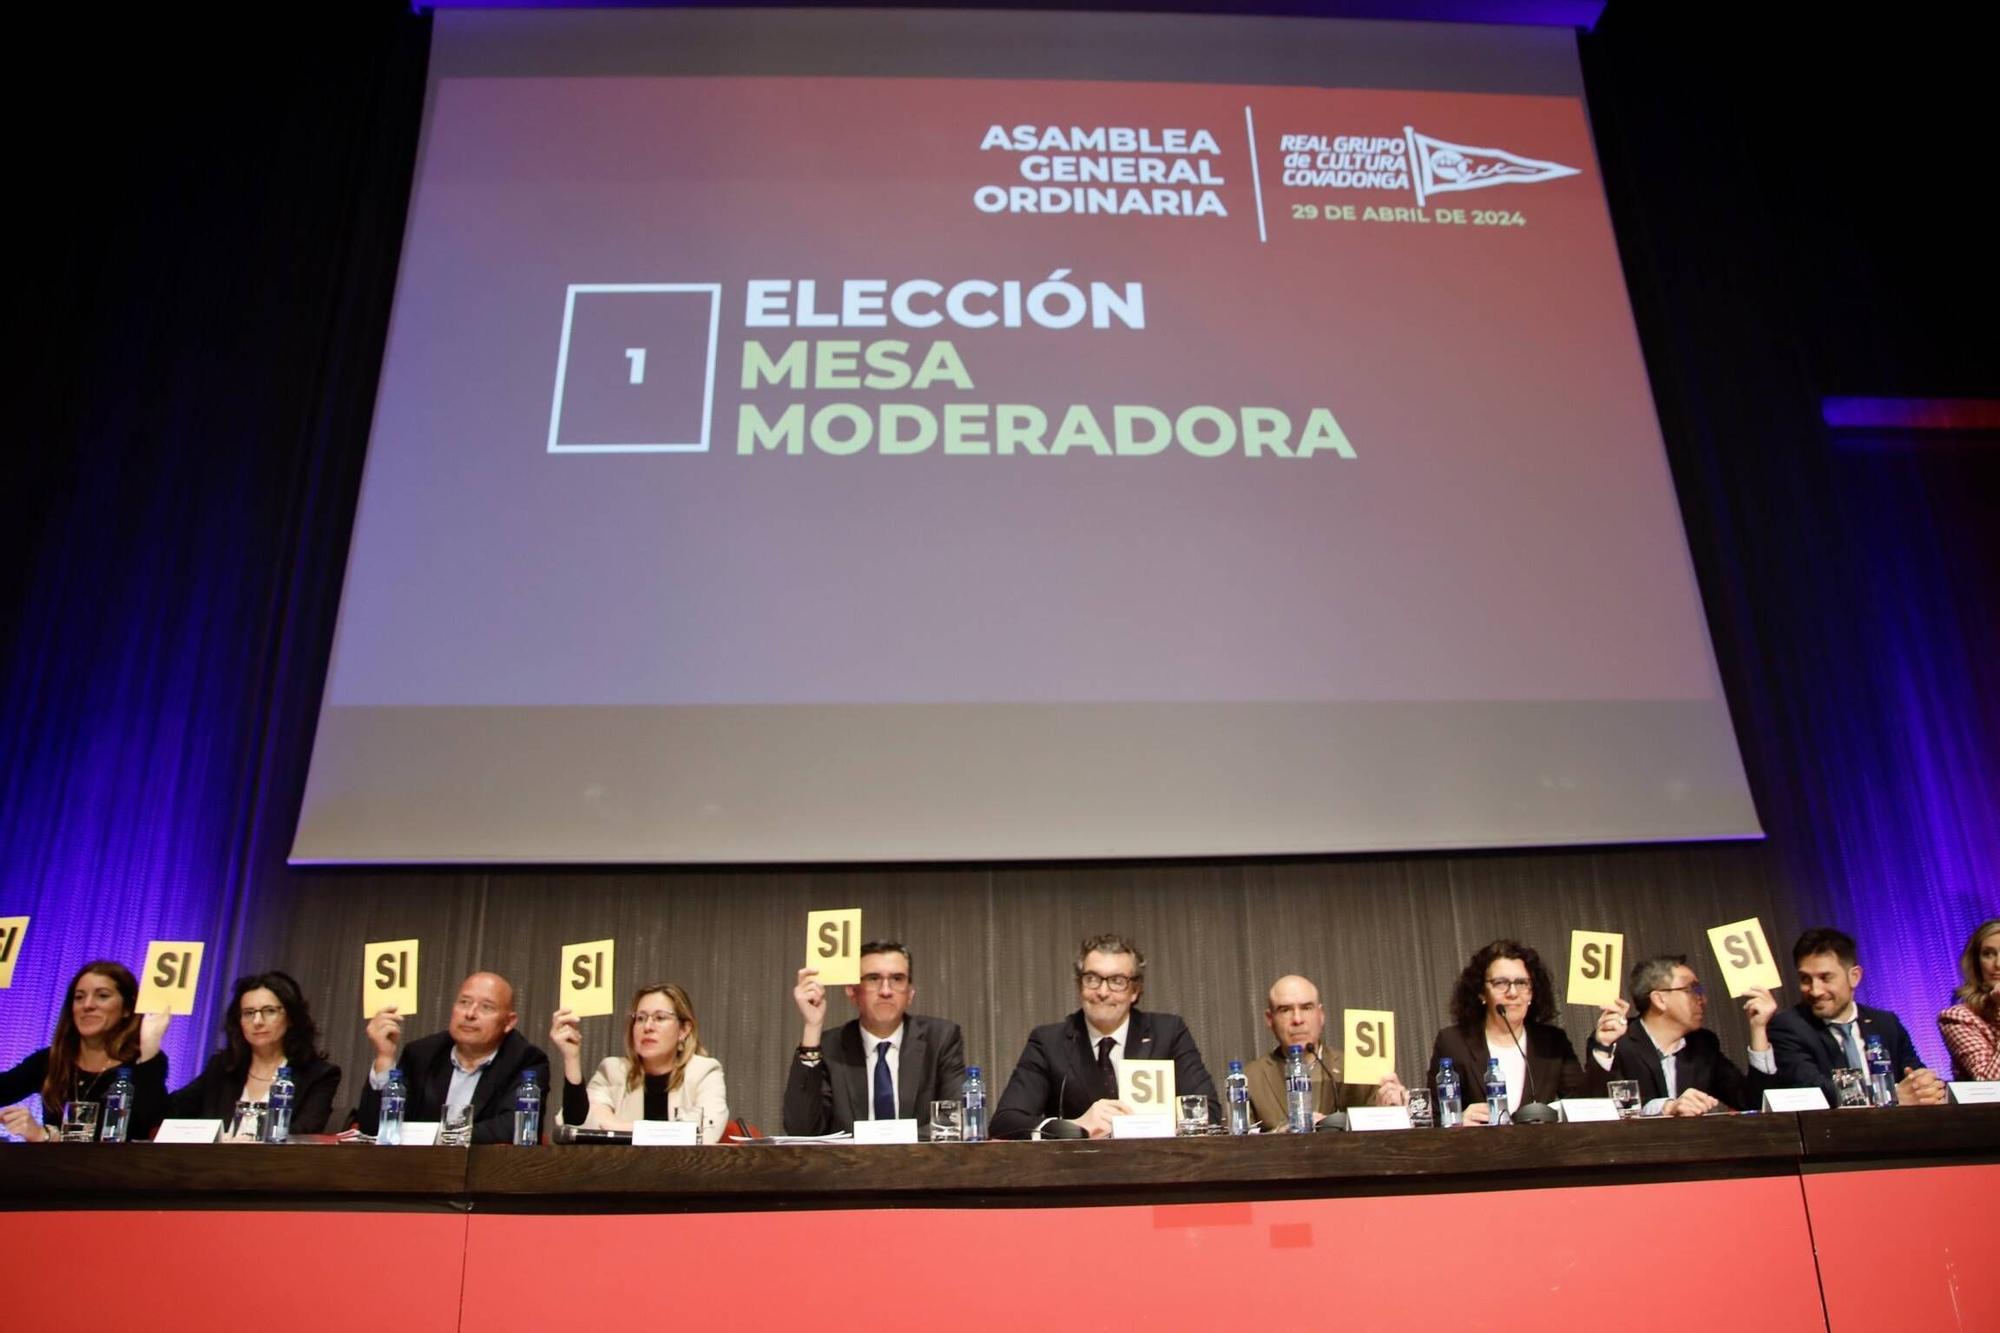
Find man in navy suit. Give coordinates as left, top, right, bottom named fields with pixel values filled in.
left=782, top=938, right=965, bottom=1136
left=1767, top=927, right=1946, bottom=1106
left=990, top=933, right=1217, bottom=1139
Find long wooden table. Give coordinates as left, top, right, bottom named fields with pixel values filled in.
left=5, top=1107, right=1993, bottom=1330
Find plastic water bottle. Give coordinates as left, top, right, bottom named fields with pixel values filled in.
left=1864, top=1034, right=1895, bottom=1107
left=963, top=1066, right=987, bottom=1142
left=1225, top=1060, right=1252, bottom=1134
left=100, top=1067, right=135, bottom=1143
left=1436, top=1058, right=1463, bottom=1128
left=267, top=1065, right=295, bottom=1143
left=513, top=1069, right=542, bottom=1146
left=1285, top=1044, right=1313, bottom=1133
left=377, top=1069, right=406, bottom=1146
left=1485, top=1057, right=1508, bottom=1126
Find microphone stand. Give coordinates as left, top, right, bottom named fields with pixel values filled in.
left=1497, top=1005, right=1560, bottom=1125
left=1308, top=1043, right=1350, bottom=1131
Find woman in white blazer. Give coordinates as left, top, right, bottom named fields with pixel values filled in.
left=550, top=981, right=728, bottom=1144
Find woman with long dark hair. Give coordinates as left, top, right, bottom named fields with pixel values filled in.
left=1, top=960, right=170, bottom=1142
left=550, top=981, right=728, bottom=1143
left=166, top=971, right=342, bottom=1134
left=1427, top=939, right=1588, bottom=1124
left=1938, top=918, right=2000, bottom=1083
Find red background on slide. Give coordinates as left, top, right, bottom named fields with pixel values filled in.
left=14, top=1169, right=2000, bottom=1330
left=340, top=75, right=1718, bottom=708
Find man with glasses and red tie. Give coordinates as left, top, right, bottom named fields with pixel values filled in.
left=1583, top=955, right=1777, bottom=1115
left=783, top=939, right=965, bottom=1137
left=990, top=933, right=1217, bottom=1139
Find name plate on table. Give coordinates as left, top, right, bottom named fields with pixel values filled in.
left=1346, top=1106, right=1413, bottom=1132
left=1762, top=1087, right=1831, bottom=1112
left=850, top=1118, right=917, bottom=1145
left=154, top=1118, right=223, bottom=1143
left=632, top=1119, right=700, bottom=1146
left=1555, top=1098, right=1620, bottom=1123
left=1108, top=1113, right=1175, bottom=1139
left=398, top=1122, right=441, bottom=1145
left=1947, top=1080, right=2000, bottom=1104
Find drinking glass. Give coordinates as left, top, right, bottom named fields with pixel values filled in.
left=928, top=1100, right=963, bottom=1142
left=230, top=1100, right=267, bottom=1143
left=1831, top=1067, right=1871, bottom=1109
left=1607, top=1080, right=1642, bottom=1119
left=60, top=1101, right=101, bottom=1143
left=438, top=1105, right=475, bottom=1146
left=1405, top=1087, right=1435, bottom=1129
left=1175, top=1095, right=1211, bottom=1135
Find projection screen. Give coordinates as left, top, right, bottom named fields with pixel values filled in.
left=292, top=8, right=1760, bottom=863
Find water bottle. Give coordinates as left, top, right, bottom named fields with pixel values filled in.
left=513, top=1069, right=542, bottom=1146
left=1225, top=1059, right=1252, bottom=1135
left=1485, top=1056, right=1508, bottom=1126
left=1285, top=1044, right=1312, bottom=1133
left=100, top=1066, right=135, bottom=1143
left=1864, top=1034, right=1895, bottom=1107
left=377, top=1068, right=406, bottom=1146
left=267, top=1065, right=295, bottom=1143
left=1436, top=1058, right=1463, bottom=1128
left=963, top=1066, right=987, bottom=1142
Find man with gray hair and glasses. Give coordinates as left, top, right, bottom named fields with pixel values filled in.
left=990, top=933, right=1217, bottom=1139
left=1583, top=953, right=1776, bottom=1115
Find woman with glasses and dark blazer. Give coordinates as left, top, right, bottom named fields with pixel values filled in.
left=165, top=971, right=342, bottom=1134
left=1427, top=939, right=1590, bottom=1124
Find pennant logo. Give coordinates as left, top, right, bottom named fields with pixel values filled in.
left=1403, top=128, right=1579, bottom=207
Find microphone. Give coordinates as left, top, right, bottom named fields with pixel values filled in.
left=1308, top=1043, right=1350, bottom=1131
left=1496, top=1003, right=1560, bottom=1125
left=1035, top=1072, right=1087, bottom=1140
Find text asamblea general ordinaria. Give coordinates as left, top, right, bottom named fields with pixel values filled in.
left=976, top=123, right=1229, bottom=218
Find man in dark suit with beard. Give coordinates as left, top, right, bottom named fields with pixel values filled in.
left=990, top=933, right=1217, bottom=1139
left=1767, top=927, right=1945, bottom=1106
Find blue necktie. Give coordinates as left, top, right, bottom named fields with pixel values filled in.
left=1840, top=1022, right=1864, bottom=1071
left=873, top=1040, right=895, bottom=1120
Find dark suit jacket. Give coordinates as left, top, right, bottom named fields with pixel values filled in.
left=781, top=1013, right=966, bottom=1134
left=355, top=1029, right=551, bottom=1144
left=1581, top=1024, right=1768, bottom=1111
left=1244, top=1043, right=1372, bottom=1131
left=1426, top=1021, right=1585, bottom=1111
left=1768, top=1001, right=1925, bottom=1103
left=166, top=1052, right=342, bottom=1134
left=990, top=1009, right=1218, bottom=1139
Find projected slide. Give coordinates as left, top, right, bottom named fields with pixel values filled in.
left=294, top=9, right=1758, bottom=863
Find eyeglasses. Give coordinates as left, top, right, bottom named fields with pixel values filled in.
left=1079, top=972, right=1136, bottom=992
left=858, top=973, right=911, bottom=990
left=239, top=1006, right=284, bottom=1023
left=455, top=998, right=501, bottom=1016
left=1657, top=983, right=1708, bottom=999
left=630, top=1011, right=683, bottom=1027
left=1485, top=977, right=1533, bottom=993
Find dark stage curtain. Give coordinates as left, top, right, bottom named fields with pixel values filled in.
left=1, top=8, right=431, bottom=1096
left=3, top=6, right=1993, bottom=1132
